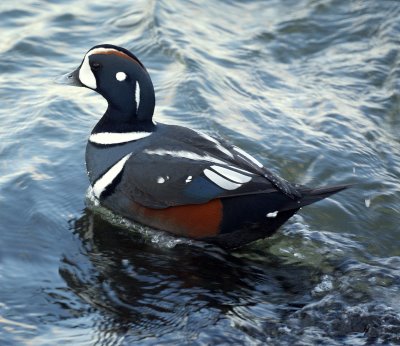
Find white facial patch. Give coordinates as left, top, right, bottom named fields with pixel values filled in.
left=233, top=146, right=264, bottom=168
left=89, top=131, right=152, bottom=145
left=92, top=153, right=132, bottom=198
left=116, top=71, right=127, bottom=81
left=79, top=47, right=120, bottom=89
left=79, top=54, right=97, bottom=89
left=157, top=177, right=165, bottom=184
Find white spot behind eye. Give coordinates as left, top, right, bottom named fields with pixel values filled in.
left=157, top=177, right=165, bottom=184
left=116, top=72, right=127, bottom=81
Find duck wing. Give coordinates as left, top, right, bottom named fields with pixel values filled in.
left=120, top=124, right=301, bottom=209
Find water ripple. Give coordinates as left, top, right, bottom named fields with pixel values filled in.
left=1, top=0, right=400, bottom=344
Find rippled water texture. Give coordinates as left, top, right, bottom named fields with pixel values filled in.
left=1, top=0, right=400, bottom=345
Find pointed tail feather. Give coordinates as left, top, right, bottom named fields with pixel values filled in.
left=297, top=183, right=351, bottom=208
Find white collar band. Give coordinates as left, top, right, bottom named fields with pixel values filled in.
left=89, top=131, right=152, bottom=145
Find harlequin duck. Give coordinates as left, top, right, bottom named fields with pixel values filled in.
left=60, top=44, right=349, bottom=249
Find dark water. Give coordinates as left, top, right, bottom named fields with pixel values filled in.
left=1, top=0, right=400, bottom=344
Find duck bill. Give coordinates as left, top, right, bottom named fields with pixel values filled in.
left=55, top=67, right=83, bottom=87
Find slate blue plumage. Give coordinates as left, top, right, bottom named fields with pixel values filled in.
left=60, top=44, right=349, bottom=249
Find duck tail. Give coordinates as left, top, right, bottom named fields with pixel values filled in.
left=297, top=183, right=351, bottom=208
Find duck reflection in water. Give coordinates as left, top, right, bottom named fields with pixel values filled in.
left=60, top=209, right=320, bottom=343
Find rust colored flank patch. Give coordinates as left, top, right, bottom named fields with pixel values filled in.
left=131, top=199, right=223, bottom=238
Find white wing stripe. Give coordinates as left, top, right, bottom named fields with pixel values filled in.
left=233, top=146, right=264, bottom=168
left=210, top=165, right=252, bottom=183
left=227, top=165, right=254, bottom=175
left=204, top=169, right=242, bottom=190
left=93, top=153, right=132, bottom=198
left=90, top=131, right=152, bottom=145
left=197, top=131, right=234, bottom=158
left=143, top=149, right=227, bottom=165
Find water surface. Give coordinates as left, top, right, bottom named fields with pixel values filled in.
left=1, top=0, right=400, bottom=344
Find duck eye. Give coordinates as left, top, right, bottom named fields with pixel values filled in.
left=90, top=62, right=101, bottom=71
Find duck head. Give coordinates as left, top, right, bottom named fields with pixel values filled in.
left=60, top=44, right=155, bottom=124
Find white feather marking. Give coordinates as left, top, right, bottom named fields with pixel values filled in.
left=266, top=211, right=278, bottom=218
left=197, top=131, right=233, bottom=158
left=157, top=177, right=165, bottom=184
left=116, top=71, right=127, bottom=81
left=210, top=165, right=252, bottom=183
left=90, top=131, right=152, bottom=145
left=143, top=149, right=226, bottom=165
left=227, top=165, right=254, bottom=175
left=185, top=176, right=192, bottom=183
left=79, top=47, right=118, bottom=89
left=233, top=146, right=264, bottom=168
left=79, top=54, right=97, bottom=89
left=92, top=153, right=132, bottom=198
left=135, top=81, right=140, bottom=111
left=203, top=169, right=242, bottom=190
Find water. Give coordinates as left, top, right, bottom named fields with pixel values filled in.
left=1, top=0, right=400, bottom=344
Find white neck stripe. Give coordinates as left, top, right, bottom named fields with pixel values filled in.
left=89, top=131, right=152, bottom=145
left=135, top=81, right=140, bottom=112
